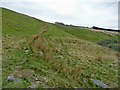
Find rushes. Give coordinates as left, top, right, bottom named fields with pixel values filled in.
left=61, top=61, right=68, bottom=75
left=95, top=55, right=102, bottom=62
left=72, top=65, right=81, bottom=81
left=28, top=25, right=52, bottom=60
left=28, top=35, right=38, bottom=46
left=27, top=36, right=118, bottom=87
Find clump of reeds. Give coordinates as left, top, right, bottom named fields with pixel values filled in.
left=27, top=25, right=52, bottom=60
left=72, top=65, right=82, bottom=81
left=53, top=47, right=58, bottom=53
left=61, top=61, right=68, bottom=75
left=95, top=55, right=102, bottom=62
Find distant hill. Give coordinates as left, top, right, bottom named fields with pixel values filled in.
left=93, top=26, right=120, bottom=32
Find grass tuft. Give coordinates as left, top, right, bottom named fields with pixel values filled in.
left=27, top=25, right=52, bottom=60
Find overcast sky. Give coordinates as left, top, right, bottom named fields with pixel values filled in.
left=1, top=0, right=119, bottom=30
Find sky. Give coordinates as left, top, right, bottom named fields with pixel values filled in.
left=1, top=0, right=119, bottom=30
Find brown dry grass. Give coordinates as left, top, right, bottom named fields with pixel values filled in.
left=48, top=37, right=118, bottom=87
left=28, top=25, right=52, bottom=60
left=89, top=28, right=119, bottom=35
left=10, top=69, right=36, bottom=81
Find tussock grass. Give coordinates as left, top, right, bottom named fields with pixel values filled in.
left=47, top=37, right=118, bottom=88
left=27, top=26, right=52, bottom=60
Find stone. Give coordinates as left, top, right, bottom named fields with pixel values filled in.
left=90, top=79, right=109, bottom=88
left=58, top=55, right=63, bottom=59
left=18, top=75, right=22, bottom=77
left=6, top=76, right=21, bottom=82
left=35, top=78, right=38, bottom=81
left=15, top=66, right=22, bottom=69
left=24, top=50, right=29, bottom=54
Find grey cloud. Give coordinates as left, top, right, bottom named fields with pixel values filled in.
left=2, top=2, right=77, bottom=22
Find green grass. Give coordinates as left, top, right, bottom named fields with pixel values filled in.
left=55, top=24, right=113, bottom=43
left=2, top=8, right=114, bottom=43
left=2, top=7, right=119, bottom=88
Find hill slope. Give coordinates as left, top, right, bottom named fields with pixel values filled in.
left=2, top=8, right=119, bottom=88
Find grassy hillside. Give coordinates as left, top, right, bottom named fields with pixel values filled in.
left=54, top=25, right=113, bottom=43
left=2, top=8, right=119, bottom=88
